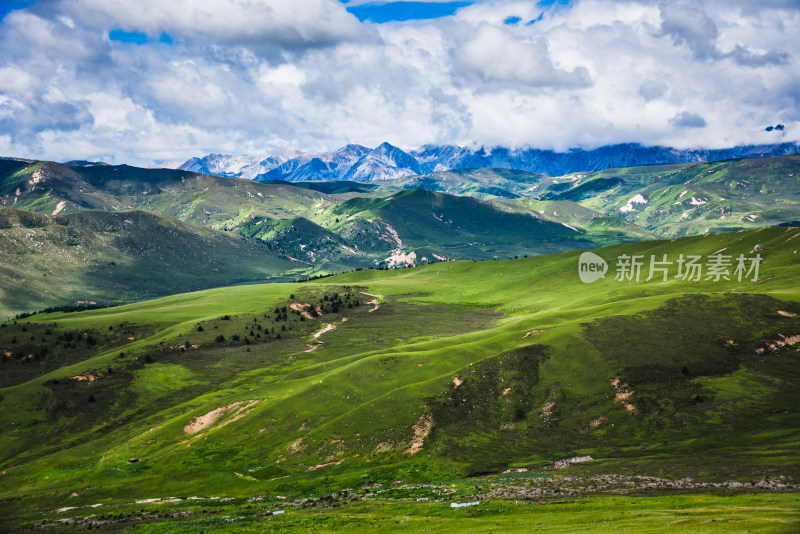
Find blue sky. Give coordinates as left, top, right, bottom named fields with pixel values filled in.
left=340, top=0, right=573, bottom=23
left=0, top=0, right=32, bottom=19
left=344, top=1, right=473, bottom=22
left=0, top=0, right=797, bottom=165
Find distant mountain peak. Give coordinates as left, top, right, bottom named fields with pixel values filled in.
left=175, top=141, right=800, bottom=183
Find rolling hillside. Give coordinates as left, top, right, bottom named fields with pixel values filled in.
left=540, top=155, right=800, bottom=237
left=3, top=154, right=800, bottom=322
left=0, top=208, right=299, bottom=318
left=326, top=188, right=595, bottom=260
left=0, top=160, right=333, bottom=228
left=373, top=167, right=547, bottom=199
left=0, top=160, right=614, bottom=272
left=1, top=227, right=798, bottom=530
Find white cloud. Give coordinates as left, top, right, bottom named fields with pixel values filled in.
left=0, top=0, right=797, bottom=165
left=452, top=24, right=591, bottom=88
left=64, top=0, right=365, bottom=53
left=670, top=111, right=707, bottom=129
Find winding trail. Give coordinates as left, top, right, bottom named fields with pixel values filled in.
left=313, top=323, right=336, bottom=339
left=359, top=291, right=383, bottom=313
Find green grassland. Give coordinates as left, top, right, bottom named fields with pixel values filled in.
left=0, top=161, right=612, bottom=284
left=371, top=156, right=800, bottom=240
left=541, top=155, right=800, bottom=237
left=1, top=227, right=799, bottom=531
left=373, top=167, right=547, bottom=199
left=4, top=155, right=800, bottom=291
left=0, top=207, right=301, bottom=318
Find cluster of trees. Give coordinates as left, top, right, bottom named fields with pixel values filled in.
left=0, top=323, right=108, bottom=365
left=317, top=289, right=359, bottom=314
left=13, top=302, right=117, bottom=320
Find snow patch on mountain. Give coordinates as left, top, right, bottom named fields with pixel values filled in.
left=343, top=143, right=421, bottom=181
left=257, top=144, right=370, bottom=182
left=148, top=161, right=184, bottom=170
left=179, top=141, right=800, bottom=183
left=178, top=154, right=285, bottom=179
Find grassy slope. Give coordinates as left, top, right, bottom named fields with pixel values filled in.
left=373, top=168, right=548, bottom=199
left=544, top=155, right=800, bottom=236
left=1, top=161, right=625, bottom=270
left=358, top=156, right=800, bottom=243
left=0, top=161, right=333, bottom=228
left=0, top=227, right=799, bottom=530
left=511, top=198, right=658, bottom=246
left=329, top=188, right=595, bottom=260
left=5, top=157, right=800, bottom=246
left=0, top=207, right=299, bottom=318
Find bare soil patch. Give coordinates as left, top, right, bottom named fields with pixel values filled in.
left=407, top=407, right=434, bottom=455
left=183, top=400, right=259, bottom=434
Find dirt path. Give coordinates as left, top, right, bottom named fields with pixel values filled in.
left=306, top=459, right=344, bottom=472
left=407, top=407, right=434, bottom=455
left=359, top=291, right=383, bottom=313
left=522, top=329, right=543, bottom=339
left=313, top=323, right=336, bottom=339
left=289, top=302, right=319, bottom=319
left=183, top=400, right=258, bottom=434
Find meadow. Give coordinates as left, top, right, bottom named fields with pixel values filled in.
left=1, top=227, right=799, bottom=531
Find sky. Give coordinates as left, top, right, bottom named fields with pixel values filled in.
left=0, top=0, right=798, bottom=166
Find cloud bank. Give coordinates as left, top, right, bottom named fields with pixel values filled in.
left=0, top=0, right=797, bottom=165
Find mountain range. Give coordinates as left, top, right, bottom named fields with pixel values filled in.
left=170, top=141, right=800, bottom=182
left=2, top=152, right=799, bottom=317
left=1, top=145, right=800, bottom=530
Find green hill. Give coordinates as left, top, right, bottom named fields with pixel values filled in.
left=374, top=168, right=547, bottom=199
left=0, top=160, right=333, bottom=228
left=329, top=188, right=594, bottom=260
left=0, top=208, right=300, bottom=319
left=1, top=161, right=614, bottom=271
left=1, top=227, right=798, bottom=530
left=511, top=198, right=658, bottom=246
left=541, top=155, right=800, bottom=237
left=5, top=156, right=800, bottom=246
left=364, top=157, right=800, bottom=242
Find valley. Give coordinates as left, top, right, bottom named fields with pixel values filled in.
left=0, top=153, right=799, bottom=531
left=3, top=0, right=799, bottom=530
left=1, top=226, right=799, bottom=531
left=3, top=154, right=799, bottom=319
